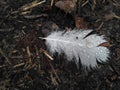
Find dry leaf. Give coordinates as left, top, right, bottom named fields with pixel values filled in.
left=98, top=42, right=111, bottom=47
left=104, top=11, right=120, bottom=21
left=104, top=11, right=115, bottom=21
left=55, top=0, right=76, bottom=13
left=74, top=16, right=87, bottom=29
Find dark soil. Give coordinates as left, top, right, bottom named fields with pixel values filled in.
left=0, top=0, right=120, bottom=90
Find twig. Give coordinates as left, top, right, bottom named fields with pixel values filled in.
left=24, top=46, right=32, bottom=69
left=44, top=51, right=54, bottom=60
left=96, top=22, right=104, bottom=30
left=91, top=0, right=96, bottom=10
left=12, top=0, right=46, bottom=14
left=13, top=63, right=25, bottom=68
left=81, top=0, right=89, bottom=7
left=51, top=0, right=54, bottom=6
left=34, top=45, right=39, bottom=58
left=39, top=48, right=60, bottom=82
left=41, top=48, right=54, bottom=60
left=24, top=14, right=48, bottom=19
left=26, top=46, right=32, bottom=64
left=110, top=11, right=120, bottom=20
left=50, top=72, right=58, bottom=85
left=49, top=61, right=61, bottom=82
left=114, top=14, right=120, bottom=20
left=112, top=0, right=120, bottom=7
left=19, top=0, right=46, bottom=11
left=0, top=65, right=7, bottom=68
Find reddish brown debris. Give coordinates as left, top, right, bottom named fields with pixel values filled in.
left=55, top=0, right=76, bottom=13
left=74, top=16, right=88, bottom=29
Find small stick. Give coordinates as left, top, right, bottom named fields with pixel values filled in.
left=12, top=0, right=46, bottom=14
left=34, top=45, right=39, bottom=58
left=26, top=46, right=32, bottom=64
left=114, top=14, right=120, bottom=20
left=41, top=48, right=54, bottom=60
left=13, top=63, right=25, bottom=68
left=0, top=65, right=7, bottom=68
left=49, top=62, right=61, bottom=82
left=19, top=0, right=46, bottom=11
left=50, top=72, right=58, bottom=85
left=81, top=0, right=89, bottom=7
left=44, top=51, right=54, bottom=60
left=96, top=22, right=104, bottom=30
left=51, top=0, right=54, bottom=6
left=24, top=14, right=48, bottom=19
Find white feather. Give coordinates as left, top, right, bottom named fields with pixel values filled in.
left=40, top=29, right=110, bottom=68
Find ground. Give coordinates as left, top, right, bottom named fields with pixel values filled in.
left=0, top=0, right=120, bottom=90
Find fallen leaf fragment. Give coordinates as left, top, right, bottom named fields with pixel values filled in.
left=55, top=0, right=76, bottom=13
left=104, top=11, right=120, bottom=21
left=98, top=42, right=111, bottom=47
left=74, top=16, right=87, bottom=29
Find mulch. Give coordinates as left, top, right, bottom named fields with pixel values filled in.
left=0, top=0, right=120, bottom=90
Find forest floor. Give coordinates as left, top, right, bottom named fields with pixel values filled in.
left=0, top=0, right=120, bottom=90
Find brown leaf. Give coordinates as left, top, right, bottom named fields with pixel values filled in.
left=55, top=0, right=76, bottom=13
left=98, top=42, right=111, bottom=47
left=74, top=16, right=87, bottom=29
